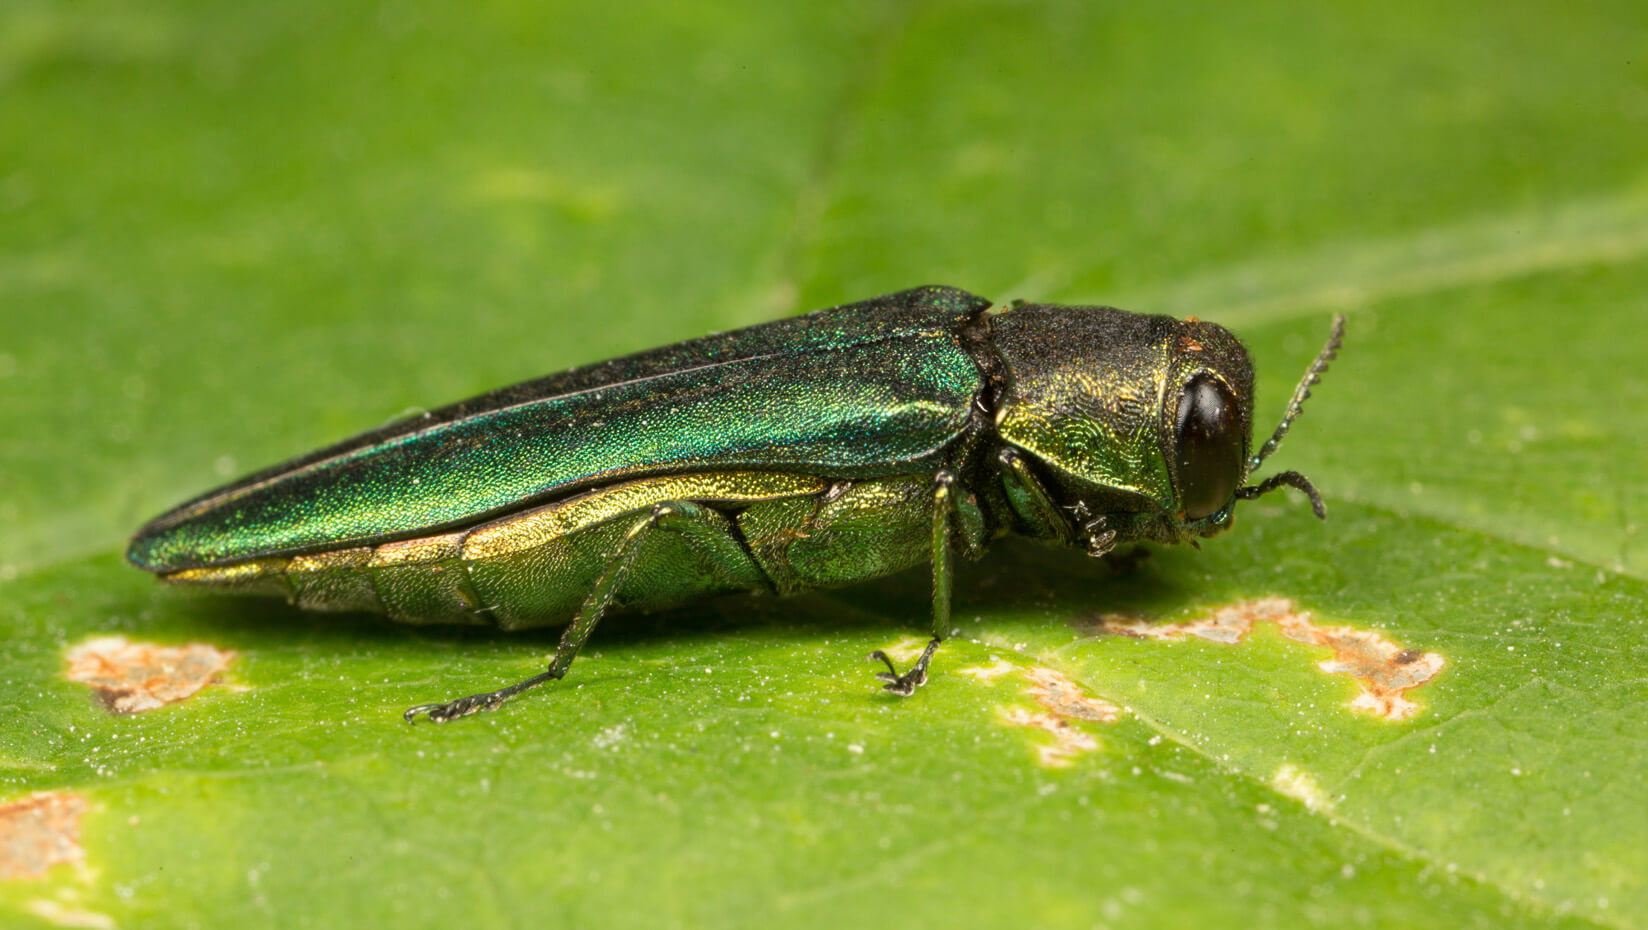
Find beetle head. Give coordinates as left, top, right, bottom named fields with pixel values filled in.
left=990, top=304, right=1341, bottom=545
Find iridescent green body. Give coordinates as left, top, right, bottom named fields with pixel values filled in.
left=129, top=288, right=992, bottom=572
left=129, top=286, right=1341, bottom=721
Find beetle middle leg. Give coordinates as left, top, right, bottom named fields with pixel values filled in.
left=868, top=469, right=967, bottom=696
left=404, top=500, right=747, bottom=723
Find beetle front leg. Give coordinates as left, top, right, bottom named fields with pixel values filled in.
left=405, top=500, right=733, bottom=723
left=868, top=469, right=961, bottom=696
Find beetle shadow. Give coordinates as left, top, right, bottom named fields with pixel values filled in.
left=155, top=593, right=562, bottom=653
left=951, top=537, right=1203, bottom=622
left=151, top=581, right=881, bottom=660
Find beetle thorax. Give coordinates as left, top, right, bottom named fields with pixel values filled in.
left=985, top=302, right=1255, bottom=545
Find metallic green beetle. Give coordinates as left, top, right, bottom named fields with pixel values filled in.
left=128, top=286, right=1343, bottom=723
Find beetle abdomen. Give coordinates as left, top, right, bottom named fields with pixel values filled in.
left=164, top=471, right=825, bottom=629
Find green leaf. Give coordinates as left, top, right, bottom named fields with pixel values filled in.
left=3, top=1, right=1644, bottom=927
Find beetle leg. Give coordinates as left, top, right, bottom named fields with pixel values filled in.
left=405, top=500, right=729, bottom=723
left=868, top=469, right=960, bottom=696
left=996, top=448, right=1077, bottom=545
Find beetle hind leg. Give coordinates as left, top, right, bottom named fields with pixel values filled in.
left=404, top=500, right=749, bottom=723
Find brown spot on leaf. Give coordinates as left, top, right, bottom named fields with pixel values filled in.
left=1025, top=667, right=1121, bottom=723
left=1102, top=601, right=1255, bottom=644
left=1000, top=667, right=1121, bottom=767
left=65, top=635, right=234, bottom=714
left=1002, top=707, right=1099, bottom=767
left=0, top=793, right=86, bottom=880
left=1098, top=597, right=1443, bottom=721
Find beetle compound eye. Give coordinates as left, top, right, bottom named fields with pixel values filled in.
left=1174, top=375, right=1243, bottom=520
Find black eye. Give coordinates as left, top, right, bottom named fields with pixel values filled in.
left=1174, top=375, right=1243, bottom=520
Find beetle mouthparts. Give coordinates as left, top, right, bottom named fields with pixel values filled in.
left=1235, top=470, right=1327, bottom=520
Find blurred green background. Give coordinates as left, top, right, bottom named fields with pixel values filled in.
left=3, top=1, right=1646, bottom=927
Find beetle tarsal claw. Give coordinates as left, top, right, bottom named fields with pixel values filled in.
left=867, top=638, right=941, bottom=696
left=872, top=665, right=924, bottom=696
left=404, top=692, right=505, bottom=724
left=1083, top=523, right=1117, bottom=558
left=404, top=700, right=464, bottom=724
left=404, top=702, right=449, bottom=724
left=404, top=668, right=564, bottom=723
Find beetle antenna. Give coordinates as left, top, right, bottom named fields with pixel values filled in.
left=1249, top=314, right=1345, bottom=472
left=1235, top=470, right=1327, bottom=520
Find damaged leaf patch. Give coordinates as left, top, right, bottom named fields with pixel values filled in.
left=1099, top=597, right=1444, bottom=721
left=0, top=793, right=86, bottom=880
left=1002, top=707, right=1098, bottom=766
left=1001, top=667, right=1122, bottom=767
left=1025, top=667, right=1121, bottom=724
left=65, top=635, right=235, bottom=714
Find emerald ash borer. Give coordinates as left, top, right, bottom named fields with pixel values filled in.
left=128, top=286, right=1344, bottom=723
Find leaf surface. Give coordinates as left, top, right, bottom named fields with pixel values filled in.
left=2, top=1, right=1644, bottom=927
